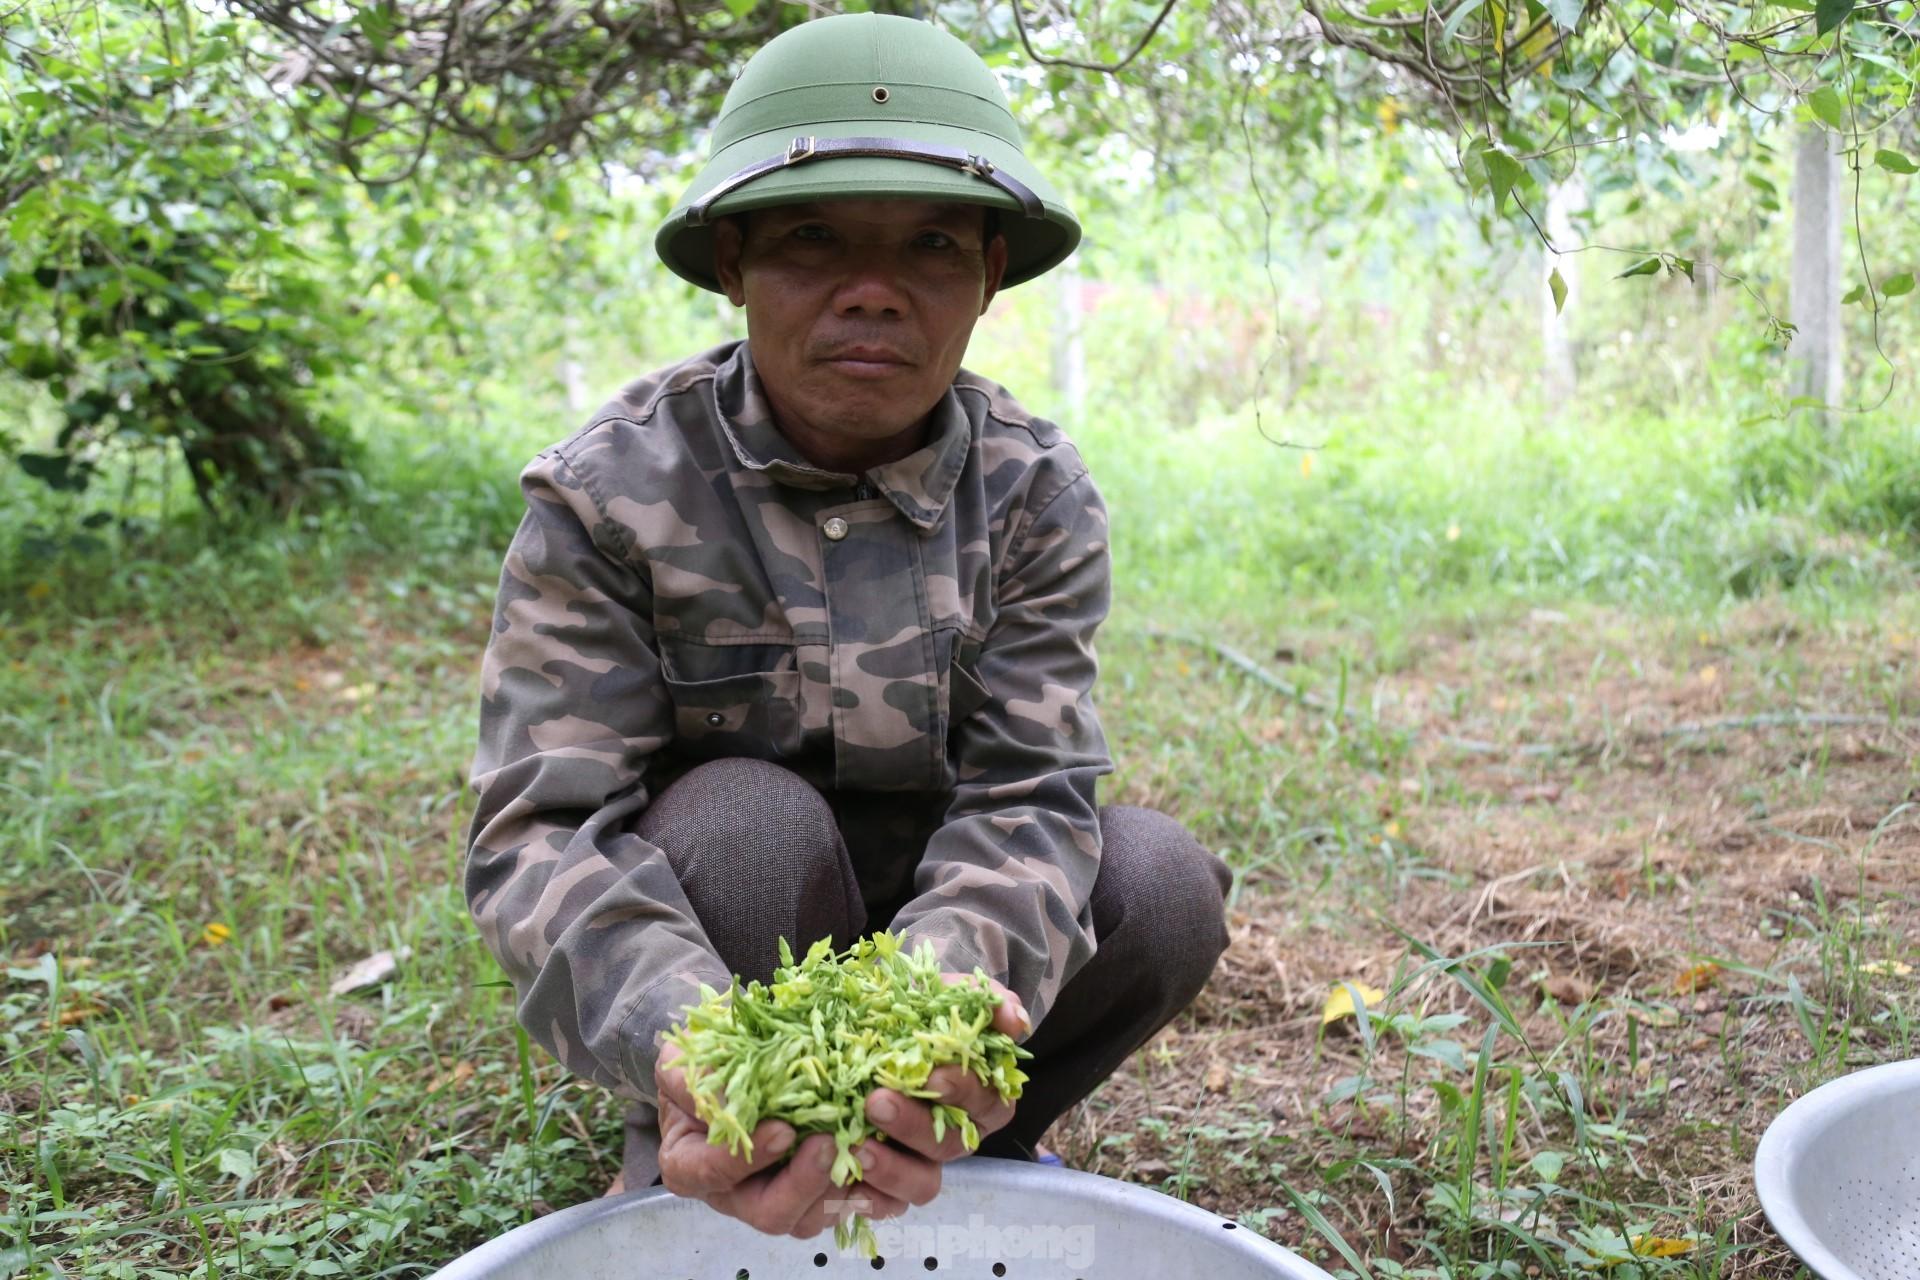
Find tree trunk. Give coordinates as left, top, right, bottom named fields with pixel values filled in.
left=1052, top=255, right=1086, bottom=420
left=1789, top=122, right=1845, bottom=420
left=1540, top=177, right=1585, bottom=416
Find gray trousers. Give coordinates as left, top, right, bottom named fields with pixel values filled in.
left=619, top=757, right=1231, bottom=1187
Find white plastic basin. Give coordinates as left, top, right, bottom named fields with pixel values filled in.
left=1755, top=1058, right=1920, bottom=1280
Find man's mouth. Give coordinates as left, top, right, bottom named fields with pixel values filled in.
left=821, top=346, right=912, bottom=378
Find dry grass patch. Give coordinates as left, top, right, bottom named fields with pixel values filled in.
left=1061, top=604, right=1919, bottom=1278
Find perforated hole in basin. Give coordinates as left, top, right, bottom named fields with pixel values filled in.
left=1823, top=1171, right=1920, bottom=1276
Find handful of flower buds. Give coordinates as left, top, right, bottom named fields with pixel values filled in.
left=663, top=930, right=1032, bottom=1256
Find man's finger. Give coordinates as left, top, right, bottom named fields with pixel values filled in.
left=708, top=1133, right=837, bottom=1235
left=925, top=1064, right=1015, bottom=1138
left=848, top=1138, right=942, bottom=1207
left=655, top=1042, right=703, bottom=1119
left=660, top=1103, right=798, bottom=1198
left=938, top=971, right=1030, bottom=1039
left=865, top=1085, right=1002, bottom=1163
left=789, top=1185, right=912, bottom=1240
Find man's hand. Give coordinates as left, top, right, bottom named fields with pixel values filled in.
left=855, top=972, right=1029, bottom=1208
left=656, top=1041, right=913, bottom=1238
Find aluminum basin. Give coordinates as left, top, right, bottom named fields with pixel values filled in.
left=428, top=1157, right=1337, bottom=1279
left=1755, top=1058, right=1920, bottom=1280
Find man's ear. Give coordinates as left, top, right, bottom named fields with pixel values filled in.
left=712, top=217, right=748, bottom=307
left=979, top=234, right=1009, bottom=315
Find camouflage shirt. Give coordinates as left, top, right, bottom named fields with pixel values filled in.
left=464, top=339, right=1112, bottom=1104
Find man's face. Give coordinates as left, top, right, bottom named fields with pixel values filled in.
left=712, top=198, right=1009, bottom=451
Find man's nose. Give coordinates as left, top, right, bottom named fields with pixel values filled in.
left=830, top=252, right=912, bottom=317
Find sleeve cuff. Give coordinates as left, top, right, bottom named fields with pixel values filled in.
left=616, top=964, right=732, bottom=1103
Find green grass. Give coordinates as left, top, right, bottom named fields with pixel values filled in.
left=3, top=388, right=1916, bottom=1277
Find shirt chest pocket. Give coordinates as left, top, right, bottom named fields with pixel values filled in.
left=658, top=639, right=805, bottom=761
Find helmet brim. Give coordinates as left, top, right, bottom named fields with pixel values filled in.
left=656, top=119, right=1080, bottom=293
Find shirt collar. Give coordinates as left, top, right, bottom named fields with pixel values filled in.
left=712, top=341, right=972, bottom=532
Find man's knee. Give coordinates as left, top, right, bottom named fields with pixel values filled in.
left=1094, top=805, right=1231, bottom=1003
left=642, top=757, right=839, bottom=872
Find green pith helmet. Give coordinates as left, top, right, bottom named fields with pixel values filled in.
left=655, top=13, right=1080, bottom=293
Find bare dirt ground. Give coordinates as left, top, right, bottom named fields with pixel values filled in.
left=1055, top=601, right=1920, bottom=1276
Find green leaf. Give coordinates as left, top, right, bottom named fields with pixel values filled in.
left=1807, top=86, right=1845, bottom=131
left=1484, top=148, right=1524, bottom=210
left=217, top=1147, right=257, bottom=1181
left=1617, top=256, right=1663, bottom=278
left=1442, top=0, right=1489, bottom=42
left=17, top=452, right=94, bottom=492
left=1485, top=954, right=1513, bottom=991
left=1884, top=272, right=1915, bottom=298
left=1815, top=0, right=1854, bottom=34
left=1875, top=149, right=1919, bottom=175
left=355, top=3, right=394, bottom=54
left=1277, top=1182, right=1378, bottom=1280
left=1671, top=256, right=1695, bottom=283
left=1547, top=266, right=1567, bottom=315
left=1545, top=0, right=1583, bottom=29
left=1842, top=283, right=1868, bottom=304
left=723, top=0, right=756, bottom=15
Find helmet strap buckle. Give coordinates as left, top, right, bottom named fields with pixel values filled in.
left=786, top=136, right=818, bottom=165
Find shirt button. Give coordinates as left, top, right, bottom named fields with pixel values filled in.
left=822, top=517, right=849, bottom=541
left=705, top=712, right=724, bottom=727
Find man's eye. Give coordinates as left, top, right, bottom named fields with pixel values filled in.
left=915, top=232, right=957, bottom=250
left=790, top=224, right=834, bottom=242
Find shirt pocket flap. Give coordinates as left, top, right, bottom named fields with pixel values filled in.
left=658, top=640, right=802, bottom=749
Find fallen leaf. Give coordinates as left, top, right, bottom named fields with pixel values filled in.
left=57, top=1001, right=103, bottom=1026
left=431, top=1060, right=478, bottom=1091
left=1673, top=962, right=1721, bottom=995
left=1204, top=1062, right=1230, bottom=1093
left=1541, top=973, right=1593, bottom=1005
left=1322, top=982, right=1387, bottom=1026
left=201, top=922, right=233, bottom=947
left=1860, top=960, right=1914, bottom=978
left=329, top=947, right=411, bottom=997
left=1631, top=1235, right=1697, bottom=1258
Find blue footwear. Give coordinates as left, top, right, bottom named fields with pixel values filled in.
left=1036, top=1149, right=1065, bottom=1167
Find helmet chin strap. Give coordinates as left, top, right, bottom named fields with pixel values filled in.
left=686, top=136, right=1046, bottom=226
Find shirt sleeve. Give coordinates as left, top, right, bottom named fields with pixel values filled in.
left=464, top=447, right=730, bottom=1103
left=891, top=466, right=1113, bottom=1031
